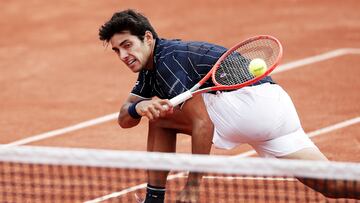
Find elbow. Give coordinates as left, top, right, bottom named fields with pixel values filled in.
left=118, top=120, right=129, bottom=129
left=118, top=115, right=130, bottom=129
left=118, top=113, right=140, bottom=129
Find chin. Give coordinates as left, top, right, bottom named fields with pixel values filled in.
left=130, top=65, right=142, bottom=73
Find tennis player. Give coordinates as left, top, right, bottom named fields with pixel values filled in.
left=99, top=9, right=359, bottom=202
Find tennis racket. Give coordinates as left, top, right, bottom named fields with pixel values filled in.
left=168, top=35, right=283, bottom=107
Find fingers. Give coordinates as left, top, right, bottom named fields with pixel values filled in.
left=134, top=193, right=144, bottom=203
left=136, top=97, right=173, bottom=120
left=176, top=188, right=199, bottom=203
left=155, top=99, right=174, bottom=116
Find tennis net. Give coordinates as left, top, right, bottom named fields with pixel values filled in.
left=0, top=145, right=359, bottom=202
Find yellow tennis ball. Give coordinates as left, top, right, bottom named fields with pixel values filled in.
left=248, top=58, right=267, bottom=77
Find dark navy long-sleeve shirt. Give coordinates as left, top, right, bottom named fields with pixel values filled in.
left=131, top=38, right=274, bottom=99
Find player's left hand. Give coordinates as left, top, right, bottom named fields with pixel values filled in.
left=176, top=185, right=200, bottom=203
left=134, top=193, right=145, bottom=203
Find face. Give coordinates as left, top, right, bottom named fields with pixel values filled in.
left=110, top=31, right=154, bottom=72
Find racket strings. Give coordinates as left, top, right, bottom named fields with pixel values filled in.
left=217, top=53, right=254, bottom=85
left=214, top=38, right=280, bottom=86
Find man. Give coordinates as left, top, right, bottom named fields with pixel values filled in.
left=99, top=9, right=359, bottom=202
left=99, top=9, right=217, bottom=203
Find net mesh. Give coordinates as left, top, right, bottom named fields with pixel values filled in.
left=215, top=37, right=281, bottom=86
left=0, top=145, right=359, bottom=203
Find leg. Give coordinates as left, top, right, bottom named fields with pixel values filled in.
left=143, top=122, right=177, bottom=203
left=278, top=147, right=327, bottom=160
left=278, top=148, right=360, bottom=199
left=202, top=84, right=359, bottom=200
left=147, top=121, right=177, bottom=187
left=251, top=127, right=359, bottom=199
left=145, top=107, right=194, bottom=203
left=176, top=95, right=214, bottom=203
left=146, top=95, right=214, bottom=203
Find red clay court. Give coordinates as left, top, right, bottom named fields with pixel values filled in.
left=1, top=0, right=359, bottom=202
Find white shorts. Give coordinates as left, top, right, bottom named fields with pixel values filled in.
left=202, top=83, right=317, bottom=157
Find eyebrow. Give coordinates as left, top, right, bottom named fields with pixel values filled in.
left=112, top=40, right=129, bottom=51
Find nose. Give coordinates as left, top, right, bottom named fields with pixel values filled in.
left=119, top=50, right=129, bottom=60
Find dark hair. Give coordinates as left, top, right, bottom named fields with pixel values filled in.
left=99, top=9, right=158, bottom=42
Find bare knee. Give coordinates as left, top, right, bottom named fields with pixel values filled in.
left=278, top=147, right=328, bottom=161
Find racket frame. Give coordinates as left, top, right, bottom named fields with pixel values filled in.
left=169, top=35, right=283, bottom=107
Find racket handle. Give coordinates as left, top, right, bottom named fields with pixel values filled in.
left=169, top=91, right=193, bottom=107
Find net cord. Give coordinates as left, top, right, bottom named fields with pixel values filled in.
left=0, top=145, right=359, bottom=181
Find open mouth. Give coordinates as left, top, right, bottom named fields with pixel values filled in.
left=127, top=59, right=136, bottom=66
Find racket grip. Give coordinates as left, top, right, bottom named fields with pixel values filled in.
left=169, top=91, right=193, bottom=107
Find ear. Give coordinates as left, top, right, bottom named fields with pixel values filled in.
left=144, top=31, right=153, bottom=44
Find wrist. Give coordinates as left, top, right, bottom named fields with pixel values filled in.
left=128, top=99, right=147, bottom=119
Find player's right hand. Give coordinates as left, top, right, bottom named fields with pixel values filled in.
left=136, top=97, right=173, bottom=120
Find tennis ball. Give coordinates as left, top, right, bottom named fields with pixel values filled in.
left=248, top=58, right=267, bottom=77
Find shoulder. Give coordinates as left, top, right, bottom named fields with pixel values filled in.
left=155, top=38, right=226, bottom=60
left=156, top=38, right=226, bottom=53
left=154, top=38, right=186, bottom=56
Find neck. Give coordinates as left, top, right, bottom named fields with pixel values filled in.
left=145, top=39, right=156, bottom=70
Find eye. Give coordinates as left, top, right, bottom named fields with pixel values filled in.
left=112, top=48, right=119, bottom=55
left=123, top=42, right=132, bottom=49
